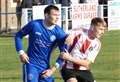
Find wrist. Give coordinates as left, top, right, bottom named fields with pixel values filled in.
left=18, top=50, right=25, bottom=56
left=68, top=55, right=74, bottom=62
left=51, top=63, right=59, bottom=72
left=54, top=63, right=59, bottom=69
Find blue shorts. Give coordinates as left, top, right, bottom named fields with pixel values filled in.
left=23, top=63, right=54, bottom=82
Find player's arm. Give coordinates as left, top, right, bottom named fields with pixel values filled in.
left=60, top=50, right=92, bottom=69
left=15, top=21, right=33, bottom=63
left=65, top=28, right=87, bottom=46
left=55, top=28, right=79, bottom=68
left=41, top=29, right=76, bottom=78
left=41, top=63, right=59, bottom=78
left=41, top=27, right=67, bottom=78
left=61, top=40, right=101, bottom=69
left=41, top=45, right=68, bottom=78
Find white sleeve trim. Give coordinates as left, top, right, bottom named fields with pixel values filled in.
left=18, top=50, right=25, bottom=56
left=55, top=62, right=59, bottom=69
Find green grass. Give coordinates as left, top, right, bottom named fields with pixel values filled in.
left=0, top=30, right=120, bottom=82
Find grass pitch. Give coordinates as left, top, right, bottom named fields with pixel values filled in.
left=0, top=30, right=120, bottom=82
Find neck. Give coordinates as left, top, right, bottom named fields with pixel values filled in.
left=44, top=20, right=53, bottom=27
left=88, top=30, right=95, bottom=40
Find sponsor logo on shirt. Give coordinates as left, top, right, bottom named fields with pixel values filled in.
left=28, top=74, right=33, bottom=80
left=35, top=32, right=42, bottom=36
left=35, top=39, right=52, bottom=47
left=34, top=33, right=56, bottom=47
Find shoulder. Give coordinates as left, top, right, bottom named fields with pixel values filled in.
left=94, top=38, right=101, bottom=51
left=96, top=38, right=101, bottom=45
left=31, top=19, right=43, bottom=24
left=55, top=24, right=62, bottom=28
left=54, top=25, right=64, bottom=32
left=67, top=27, right=88, bottom=36
left=70, top=27, right=87, bottom=31
left=29, top=19, right=43, bottom=26
left=53, top=25, right=67, bottom=38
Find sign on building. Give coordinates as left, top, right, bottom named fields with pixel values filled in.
left=71, top=3, right=97, bottom=29
left=21, top=8, right=32, bottom=27
left=108, top=1, right=120, bottom=30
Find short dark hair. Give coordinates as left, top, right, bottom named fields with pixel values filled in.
left=44, top=5, right=59, bottom=14
left=91, top=17, right=107, bottom=27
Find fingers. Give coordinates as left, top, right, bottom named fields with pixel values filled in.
left=25, top=57, right=30, bottom=63
left=42, top=70, right=46, bottom=75
left=20, top=54, right=29, bottom=63
left=41, top=70, right=51, bottom=78
left=61, top=49, right=69, bottom=56
left=65, top=49, right=68, bottom=53
left=23, top=55, right=29, bottom=63
left=25, top=55, right=29, bottom=63
left=65, top=34, right=74, bottom=45
left=61, top=49, right=68, bottom=54
left=61, top=52, right=65, bottom=55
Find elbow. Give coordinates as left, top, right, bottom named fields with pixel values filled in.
left=14, top=32, right=23, bottom=52
left=15, top=32, right=20, bottom=37
left=15, top=32, right=23, bottom=40
left=15, top=32, right=20, bottom=42
left=15, top=32, right=19, bottom=39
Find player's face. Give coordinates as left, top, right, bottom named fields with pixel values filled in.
left=47, top=9, right=59, bottom=25
left=92, top=25, right=106, bottom=38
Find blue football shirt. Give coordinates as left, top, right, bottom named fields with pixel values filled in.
left=15, top=19, right=67, bottom=69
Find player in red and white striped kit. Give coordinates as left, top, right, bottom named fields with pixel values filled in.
left=60, top=17, right=107, bottom=82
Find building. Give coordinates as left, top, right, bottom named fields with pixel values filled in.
left=0, top=0, right=21, bottom=34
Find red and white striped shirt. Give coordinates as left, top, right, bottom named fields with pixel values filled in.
left=65, top=28, right=101, bottom=70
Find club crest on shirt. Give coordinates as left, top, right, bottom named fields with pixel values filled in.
left=89, top=47, right=93, bottom=52
left=28, top=74, right=33, bottom=80
left=50, top=35, right=56, bottom=42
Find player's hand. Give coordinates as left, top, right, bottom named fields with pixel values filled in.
left=19, top=53, right=29, bottom=63
left=65, top=34, right=74, bottom=45
left=60, top=49, right=72, bottom=61
left=41, top=69, right=53, bottom=78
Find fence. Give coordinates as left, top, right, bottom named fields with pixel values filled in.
left=0, top=4, right=108, bottom=36
left=20, top=4, right=108, bottom=32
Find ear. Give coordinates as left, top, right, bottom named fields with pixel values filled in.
left=91, top=27, right=94, bottom=31
left=44, top=13, right=48, bottom=18
left=90, top=25, right=94, bottom=31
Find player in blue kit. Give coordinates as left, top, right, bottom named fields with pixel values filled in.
left=15, top=5, right=68, bottom=82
